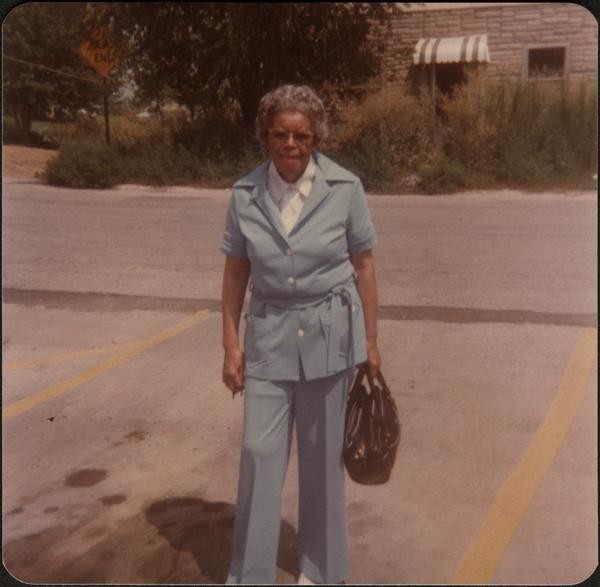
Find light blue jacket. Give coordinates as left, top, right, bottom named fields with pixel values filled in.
left=220, top=151, right=377, bottom=381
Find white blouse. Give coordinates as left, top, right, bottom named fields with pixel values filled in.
left=268, top=156, right=316, bottom=234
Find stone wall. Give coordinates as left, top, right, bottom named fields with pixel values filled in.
left=374, top=3, right=597, bottom=85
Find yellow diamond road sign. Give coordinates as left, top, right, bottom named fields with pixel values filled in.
left=79, top=28, right=118, bottom=77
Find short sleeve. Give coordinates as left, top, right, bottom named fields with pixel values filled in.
left=347, top=180, right=377, bottom=254
left=220, top=192, right=248, bottom=259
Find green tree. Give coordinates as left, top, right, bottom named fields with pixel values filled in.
left=2, top=2, right=103, bottom=144
left=91, top=3, right=395, bottom=127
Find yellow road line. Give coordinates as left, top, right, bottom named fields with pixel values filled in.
left=2, top=310, right=210, bottom=421
left=453, top=327, right=597, bottom=584
left=3, top=342, right=141, bottom=370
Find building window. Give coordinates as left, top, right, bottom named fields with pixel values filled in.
left=527, top=46, right=567, bottom=80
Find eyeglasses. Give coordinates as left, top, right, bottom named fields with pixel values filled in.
left=267, top=129, right=314, bottom=145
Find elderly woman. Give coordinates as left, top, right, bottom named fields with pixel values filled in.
left=220, top=84, right=380, bottom=585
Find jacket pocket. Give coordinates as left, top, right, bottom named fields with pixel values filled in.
left=244, top=314, right=272, bottom=367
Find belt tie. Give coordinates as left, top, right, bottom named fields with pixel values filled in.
left=325, top=282, right=355, bottom=372
left=252, top=274, right=357, bottom=373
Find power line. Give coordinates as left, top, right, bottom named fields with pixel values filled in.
left=3, top=55, right=102, bottom=85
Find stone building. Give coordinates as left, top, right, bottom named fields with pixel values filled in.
left=376, top=2, right=598, bottom=96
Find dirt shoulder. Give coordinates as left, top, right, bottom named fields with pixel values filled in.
left=3, top=145, right=58, bottom=179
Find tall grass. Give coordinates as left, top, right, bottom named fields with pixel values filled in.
left=33, top=79, right=599, bottom=191
left=440, top=75, right=597, bottom=188
left=346, top=77, right=596, bottom=193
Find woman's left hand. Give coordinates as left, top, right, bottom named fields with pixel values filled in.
left=366, top=341, right=381, bottom=379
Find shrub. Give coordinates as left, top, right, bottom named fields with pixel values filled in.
left=417, top=156, right=467, bottom=194
left=44, top=141, right=125, bottom=188
left=327, top=84, right=436, bottom=191
left=193, top=146, right=263, bottom=187
left=172, top=111, right=254, bottom=161
left=125, top=143, right=200, bottom=186
left=111, top=114, right=175, bottom=151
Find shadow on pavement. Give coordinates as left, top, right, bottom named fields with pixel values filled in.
left=144, top=496, right=299, bottom=583
left=3, top=496, right=299, bottom=584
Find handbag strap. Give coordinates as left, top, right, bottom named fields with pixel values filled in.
left=376, top=370, right=390, bottom=393
left=351, top=363, right=399, bottom=422
left=362, top=363, right=390, bottom=395
left=353, top=362, right=368, bottom=386
left=350, top=362, right=368, bottom=396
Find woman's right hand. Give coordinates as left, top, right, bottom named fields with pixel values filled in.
left=223, top=346, right=245, bottom=397
left=221, top=255, right=250, bottom=398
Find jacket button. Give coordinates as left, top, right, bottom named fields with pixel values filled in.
left=287, top=277, right=295, bottom=285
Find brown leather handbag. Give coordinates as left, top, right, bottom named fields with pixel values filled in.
left=343, top=363, right=401, bottom=485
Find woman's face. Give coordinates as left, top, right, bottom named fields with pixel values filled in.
left=266, top=109, right=316, bottom=183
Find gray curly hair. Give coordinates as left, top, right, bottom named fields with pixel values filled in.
left=255, top=84, right=329, bottom=148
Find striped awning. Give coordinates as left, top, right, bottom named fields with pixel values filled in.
left=413, top=34, right=490, bottom=65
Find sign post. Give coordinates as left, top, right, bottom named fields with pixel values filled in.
left=102, top=78, right=110, bottom=145
left=79, top=29, right=119, bottom=145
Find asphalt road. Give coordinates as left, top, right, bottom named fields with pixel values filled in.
left=2, top=178, right=597, bottom=585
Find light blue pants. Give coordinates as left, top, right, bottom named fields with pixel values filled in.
left=226, top=368, right=353, bottom=584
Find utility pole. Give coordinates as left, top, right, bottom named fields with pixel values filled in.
left=102, top=78, right=110, bottom=145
